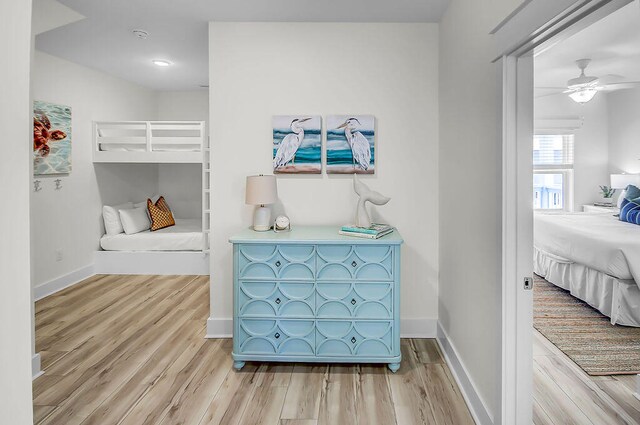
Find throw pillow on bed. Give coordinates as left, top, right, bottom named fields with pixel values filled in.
left=624, top=184, right=640, bottom=200
left=620, top=197, right=640, bottom=225
left=119, top=207, right=152, bottom=234
left=147, top=196, right=175, bottom=231
left=103, top=202, right=134, bottom=235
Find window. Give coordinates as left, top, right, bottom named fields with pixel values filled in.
left=533, top=134, right=574, bottom=211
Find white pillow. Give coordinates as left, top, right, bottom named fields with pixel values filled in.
left=119, top=207, right=151, bottom=235
left=617, top=189, right=627, bottom=209
left=103, top=202, right=134, bottom=235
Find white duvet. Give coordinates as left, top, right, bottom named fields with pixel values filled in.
left=100, top=218, right=204, bottom=251
left=534, top=212, right=640, bottom=286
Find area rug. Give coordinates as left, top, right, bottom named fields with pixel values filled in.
left=533, top=275, right=640, bottom=376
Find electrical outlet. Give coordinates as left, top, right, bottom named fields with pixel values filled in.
left=55, top=249, right=63, bottom=262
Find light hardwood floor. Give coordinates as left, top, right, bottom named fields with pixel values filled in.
left=33, top=274, right=474, bottom=425
left=533, top=329, right=640, bottom=425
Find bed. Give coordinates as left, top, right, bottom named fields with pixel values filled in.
left=534, top=211, right=640, bottom=326
left=100, top=219, right=205, bottom=251
left=93, top=121, right=205, bottom=163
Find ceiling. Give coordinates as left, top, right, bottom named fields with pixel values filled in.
left=35, top=0, right=450, bottom=91
left=535, top=2, right=640, bottom=94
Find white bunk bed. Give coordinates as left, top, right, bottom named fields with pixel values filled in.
left=93, top=120, right=211, bottom=275
left=93, top=121, right=205, bottom=163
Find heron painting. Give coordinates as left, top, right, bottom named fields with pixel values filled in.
left=272, top=115, right=322, bottom=174
left=326, top=115, right=375, bottom=174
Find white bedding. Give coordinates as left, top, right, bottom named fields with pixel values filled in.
left=100, top=218, right=204, bottom=251
left=534, top=212, right=640, bottom=285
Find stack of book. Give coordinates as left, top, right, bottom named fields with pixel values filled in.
left=593, top=202, right=614, bottom=207
left=338, top=223, right=395, bottom=239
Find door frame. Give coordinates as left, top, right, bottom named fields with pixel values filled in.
left=493, top=0, right=634, bottom=423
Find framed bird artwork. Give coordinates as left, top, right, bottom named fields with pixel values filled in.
left=326, top=115, right=375, bottom=174
left=272, top=115, right=322, bottom=174
left=33, top=100, right=72, bottom=175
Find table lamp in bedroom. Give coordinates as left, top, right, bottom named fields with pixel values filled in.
left=246, top=174, right=278, bottom=231
left=611, top=173, right=640, bottom=208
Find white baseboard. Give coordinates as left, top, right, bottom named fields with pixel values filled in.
left=32, top=353, right=43, bottom=380
left=437, top=322, right=494, bottom=425
left=205, top=317, right=437, bottom=339
left=206, top=317, right=232, bottom=338
left=401, top=318, right=437, bottom=338
left=94, top=251, right=209, bottom=275
left=34, top=264, right=95, bottom=301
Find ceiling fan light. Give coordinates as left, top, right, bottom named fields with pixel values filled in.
left=569, top=88, right=597, bottom=104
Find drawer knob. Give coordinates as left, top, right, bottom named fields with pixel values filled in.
left=275, top=261, right=281, bottom=267
left=351, top=261, right=357, bottom=267
left=274, top=332, right=280, bottom=339
left=351, top=298, right=357, bottom=305
left=351, top=337, right=357, bottom=344
left=275, top=298, right=281, bottom=305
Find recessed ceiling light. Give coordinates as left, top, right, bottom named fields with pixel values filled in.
left=152, top=60, right=172, bottom=67
left=132, top=29, right=148, bottom=39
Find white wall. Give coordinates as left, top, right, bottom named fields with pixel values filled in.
left=156, top=90, right=209, bottom=219
left=30, top=51, right=159, bottom=289
left=439, top=0, right=522, bottom=421
left=0, top=0, right=35, bottom=421
left=535, top=94, right=610, bottom=210
left=608, top=88, right=640, bottom=175
left=209, top=22, right=439, bottom=332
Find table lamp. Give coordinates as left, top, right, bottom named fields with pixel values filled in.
left=611, top=173, right=640, bottom=208
left=245, top=174, right=278, bottom=231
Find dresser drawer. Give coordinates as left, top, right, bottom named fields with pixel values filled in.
left=237, top=319, right=315, bottom=356
left=238, top=244, right=315, bottom=280
left=316, top=282, right=393, bottom=319
left=315, top=320, right=394, bottom=357
left=238, top=281, right=315, bottom=318
left=316, top=245, right=394, bottom=281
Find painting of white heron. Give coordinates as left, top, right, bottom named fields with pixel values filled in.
left=272, top=115, right=321, bottom=174
left=326, top=115, right=375, bottom=174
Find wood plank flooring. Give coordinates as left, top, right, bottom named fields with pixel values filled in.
left=33, top=274, right=473, bottom=425
left=533, top=329, right=640, bottom=425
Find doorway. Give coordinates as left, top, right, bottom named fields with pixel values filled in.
left=494, top=0, right=638, bottom=423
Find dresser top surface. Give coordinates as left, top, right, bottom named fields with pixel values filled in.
left=229, top=225, right=403, bottom=245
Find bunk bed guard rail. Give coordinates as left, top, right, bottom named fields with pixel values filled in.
left=93, top=121, right=205, bottom=163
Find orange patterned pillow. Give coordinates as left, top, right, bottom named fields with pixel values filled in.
left=147, top=196, right=175, bottom=231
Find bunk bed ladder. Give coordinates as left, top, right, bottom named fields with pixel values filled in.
left=202, top=126, right=211, bottom=254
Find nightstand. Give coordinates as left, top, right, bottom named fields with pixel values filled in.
left=582, top=204, right=620, bottom=214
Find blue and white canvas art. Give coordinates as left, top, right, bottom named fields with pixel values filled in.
left=272, top=115, right=321, bottom=174
left=326, top=115, right=375, bottom=174
left=33, top=100, right=72, bottom=175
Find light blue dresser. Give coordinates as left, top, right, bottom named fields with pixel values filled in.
left=229, top=226, right=403, bottom=372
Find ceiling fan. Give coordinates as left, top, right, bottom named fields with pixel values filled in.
left=538, top=58, right=640, bottom=104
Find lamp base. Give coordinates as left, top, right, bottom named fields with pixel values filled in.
left=253, top=205, right=272, bottom=232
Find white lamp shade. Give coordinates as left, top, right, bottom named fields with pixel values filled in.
left=610, top=173, right=640, bottom=189
left=245, top=175, right=278, bottom=205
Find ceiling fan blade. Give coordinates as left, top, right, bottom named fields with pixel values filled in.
left=535, top=91, right=565, bottom=99
left=600, top=81, right=640, bottom=91
left=597, top=74, right=625, bottom=85
left=535, top=86, right=567, bottom=90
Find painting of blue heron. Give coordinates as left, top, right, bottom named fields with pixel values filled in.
left=326, top=115, right=375, bottom=174
left=33, top=100, right=72, bottom=175
left=272, top=115, right=322, bottom=174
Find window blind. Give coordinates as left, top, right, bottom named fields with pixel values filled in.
left=533, top=134, right=574, bottom=167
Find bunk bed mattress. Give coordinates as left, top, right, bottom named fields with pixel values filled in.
left=100, top=219, right=204, bottom=251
